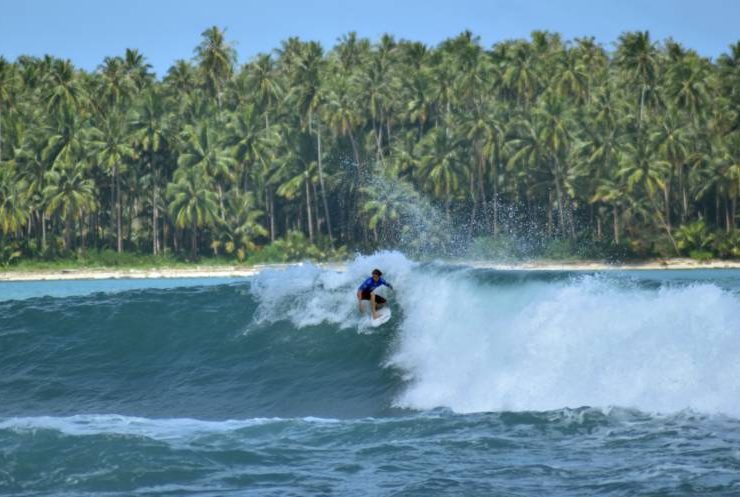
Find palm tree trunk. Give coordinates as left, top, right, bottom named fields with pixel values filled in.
left=716, top=189, right=721, bottom=227
left=547, top=190, right=554, bottom=236
left=554, top=180, right=567, bottom=238
left=613, top=205, right=620, bottom=245
left=468, top=172, right=477, bottom=239
left=191, top=217, right=197, bottom=260
left=493, top=158, right=501, bottom=236
left=305, top=170, right=314, bottom=243
left=116, top=166, right=123, bottom=253
left=42, top=214, right=47, bottom=252
left=269, top=189, right=276, bottom=242
left=664, top=184, right=671, bottom=233
left=316, top=123, right=334, bottom=246
left=348, top=131, right=362, bottom=174
left=79, top=209, right=86, bottom=251
left=152, top=184, right=159, bottom=255
left=679, top=162, right=688, bottom=222
left=726, top=197, right=732, bottom=233
left=312, top=182, right=321, bottom=234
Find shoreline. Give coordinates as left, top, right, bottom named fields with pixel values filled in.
left=1, top=258, right=740, bottom=282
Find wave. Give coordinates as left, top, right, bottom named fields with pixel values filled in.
left=1, top=252, right=740, bottom=418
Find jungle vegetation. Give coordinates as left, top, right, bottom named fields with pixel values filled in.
left=1, top=28, right=740, bottom=264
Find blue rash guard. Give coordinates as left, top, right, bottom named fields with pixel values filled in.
left=358, top=277, right=392, bottom=293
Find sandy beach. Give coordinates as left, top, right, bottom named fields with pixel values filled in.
left=1, top=258, right=739, bottom=282
left=0, top=265, right=270, bottom=282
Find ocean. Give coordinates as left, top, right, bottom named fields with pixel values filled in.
left=2, top=252, right=740, bottom=496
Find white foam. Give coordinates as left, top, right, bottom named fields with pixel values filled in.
left=389, top=273, right=740, bottom=416
left=249, top=254, right=740, bottom=416
left=250, top=251, right=415, bottom=329
left=0, top=414, right=339, bottom=439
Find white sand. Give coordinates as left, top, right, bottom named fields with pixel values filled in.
left=2, top=258, right=739, bottom=282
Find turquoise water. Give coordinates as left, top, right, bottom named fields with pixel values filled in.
left=2, top=253, right=740, bottom=496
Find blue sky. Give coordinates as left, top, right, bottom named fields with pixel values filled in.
left=1, top=0, right=738, bottom=77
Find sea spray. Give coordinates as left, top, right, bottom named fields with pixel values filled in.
left=389, top=271, right=740, bottom=415
left=247, top=253, right=740, bottom=416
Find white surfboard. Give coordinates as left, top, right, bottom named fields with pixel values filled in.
left=369, top=306, right=392, bottom=328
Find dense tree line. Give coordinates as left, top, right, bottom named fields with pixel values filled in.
left=1, top=28, right=740, bottom=262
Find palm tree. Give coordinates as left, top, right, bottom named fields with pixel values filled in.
left=224, top=104, right=275, bottom=194
left=0, top=57, right=18, bottom=162
left=616, top=132, right=678, bottom=251
left=123, top=48, right=154, bottom=91
left=417, top=127, right=464, bottom=220
left=97, top=56, right=135, bottom=111
left=615, top=31, right=659, bottom=127
left=132, top=88, right=170, bottom=254
left=164, top=59, right=198, bottom=96
left=195, top=26, right=237, bottom=107
left=0, top=167, right=29, bottom=238
left=247, top=54, right=283, bottom=129
left=324, top=76, right=364, bottom=171
left=43, top=163, right=97, bottom=251
left=43, top=59, right=84, bottom=118
left=650, top=110, right=691, bottom=223
left=219, top=190, right=268, bottom=260
left=89, top=110, right=135, bottom=252
left=167, top=165, right=219, bottom=260
left=178, top=121, right=234, bottom=221
left=287, top=40, right=335, bottom=244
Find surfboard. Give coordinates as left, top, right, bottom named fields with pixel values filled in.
left=369, top=306, right=392, bottom=327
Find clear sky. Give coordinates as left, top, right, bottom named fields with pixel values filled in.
left=1, top=0, right=738, bottom=77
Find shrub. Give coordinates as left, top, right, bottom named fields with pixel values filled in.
left=674, top=221, right=715, bottom=257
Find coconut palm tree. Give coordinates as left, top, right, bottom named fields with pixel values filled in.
left=224, top=104, right=275, bottom=195
left=178, top=121, right=234, bottom=221
left=0, top=167, right=29, bottom=238
left=615, top=31, right=659, bottom=127
left=195, top=26, right=237, bottom=107
left=132, top=88, right=170, bottom=254
left=43, top=163, right=97, bottom=251
left=0, top=57, right=18, bottom=162
left=167, top=165, right=219, bottom=259
left=89, top=110, right=135, bottom=252
left=218, top=190, right=268, bottom=260
left=417, top=127, right=464, bottom=220
left=247, top=54, right=283, bottom=129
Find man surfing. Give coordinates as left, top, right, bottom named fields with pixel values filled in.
left=357, top=268, right=393, bottom=320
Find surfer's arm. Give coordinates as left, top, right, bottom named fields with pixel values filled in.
left=381, top=279, right=393, bottom=290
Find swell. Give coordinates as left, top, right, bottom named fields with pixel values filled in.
left=0, top=283, right=402, bottom=420
left=2, top=253, right=740, bottom=419
left=2, top=409, right=739, bottom=496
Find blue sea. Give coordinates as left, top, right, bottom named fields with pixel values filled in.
left=2, top=252, right=740, bottom=496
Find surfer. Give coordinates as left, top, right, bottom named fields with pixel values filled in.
left=357, top=269, right=393, bottom=320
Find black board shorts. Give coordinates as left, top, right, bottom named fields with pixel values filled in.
left=360, top=291, right=386, bottom=304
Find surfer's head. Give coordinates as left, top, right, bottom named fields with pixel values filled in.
left=372, top=269, right=382, bottom=280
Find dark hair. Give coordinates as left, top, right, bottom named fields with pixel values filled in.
left=372, top=268, right=382, bottom=276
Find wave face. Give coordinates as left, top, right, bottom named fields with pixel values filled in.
left=3, top=253, right=740, bottom=496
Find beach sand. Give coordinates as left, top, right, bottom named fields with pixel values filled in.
left=1, top=258, right=739, bottom=282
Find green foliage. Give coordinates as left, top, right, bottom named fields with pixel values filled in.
left=713, top=230, right=740, bottom=258
left=689, top=249, right=714, bottom=261
left=674, top=220, right=716, bottom=256
left=1, top=28, right=740, bottom=265
left=0, top=242, right=22, bottom=267
left=248, top=231, right=347, bottom=264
